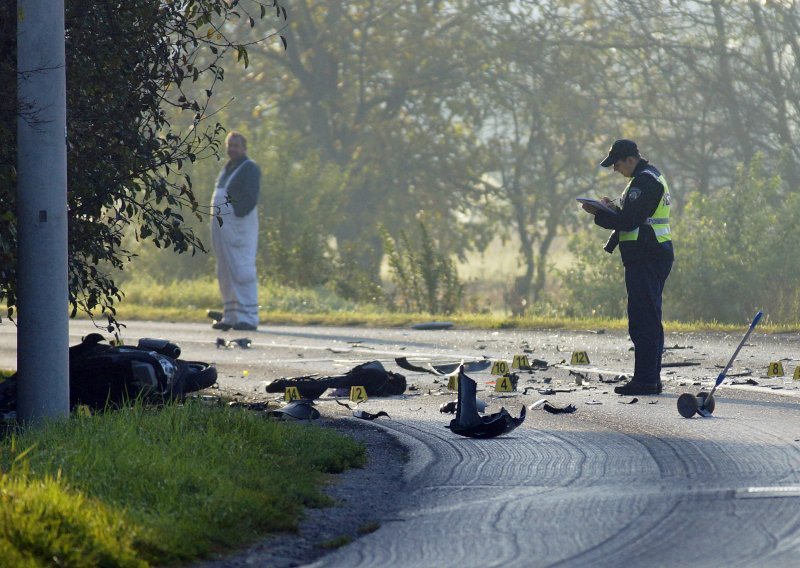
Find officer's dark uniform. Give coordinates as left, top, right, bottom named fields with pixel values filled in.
left=594, top=140, right=674, bottom=394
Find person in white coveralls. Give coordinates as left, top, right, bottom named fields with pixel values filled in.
left=210, top=131, right=261, bottom=331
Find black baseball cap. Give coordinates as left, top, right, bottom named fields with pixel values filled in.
left=600, top=139, right=639, bottom=167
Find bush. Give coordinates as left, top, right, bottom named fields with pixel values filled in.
left=382, top=222, right=464, bottom=314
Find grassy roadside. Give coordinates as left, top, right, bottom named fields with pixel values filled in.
left=104, top=304, right=800, bottom=335
left=5, top=277, right=799, bottom=332
left=0, top=401, right=365, bottom=566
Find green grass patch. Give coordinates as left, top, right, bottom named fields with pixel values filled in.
left=46, top=274, right=800, bottom=332
left=0, top=402, right=366, bottom=566
left=100, top=302, right=800, bottom=334
left=0, top=471, right=145, bottom=568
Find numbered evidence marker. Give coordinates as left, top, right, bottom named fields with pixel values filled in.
left=350, top=385, right=368, bottom=404
left=491, top=360, right=510, bottom=375
left=571, top=351, right=590, bottom=365
left=767, top=361, right=785, bottom=377
left=284, top=386, right=301, bottom=402
left=794, top=366, right=800, bottom=381
left=494, top=374, right=514, bottom=392
left=512, top=354, right=530, bottom=369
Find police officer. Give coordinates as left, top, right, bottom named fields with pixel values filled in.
left=582, top=139, right=674, bottom=395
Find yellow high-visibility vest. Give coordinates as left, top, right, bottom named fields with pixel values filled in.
left=619, top=168, right=672, bottom=243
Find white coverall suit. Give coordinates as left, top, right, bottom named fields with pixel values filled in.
left=211, top=158, right=260, bottom=328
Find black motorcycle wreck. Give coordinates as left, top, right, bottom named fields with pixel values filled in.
left=0, top=333, right=217, bottom=420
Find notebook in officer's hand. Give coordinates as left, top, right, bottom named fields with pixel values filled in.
left=576, top=197, right=618, bottom=214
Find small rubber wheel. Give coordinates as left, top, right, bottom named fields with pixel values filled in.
left=696, top=392, right=715, bottom=415
left=677, top=393, right=699, bottom=418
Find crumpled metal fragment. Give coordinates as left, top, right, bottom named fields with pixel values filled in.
left=448, top=368, right=525, bottom=439
left=353, top=409, right=389, bottom=420
left=269, top=400, right=320, bottom=420
left=542, top=402, right=577, bottom=414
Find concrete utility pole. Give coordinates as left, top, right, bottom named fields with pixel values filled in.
left=16, top=0, right=70, bottom=423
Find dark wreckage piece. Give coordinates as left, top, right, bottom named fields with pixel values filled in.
left=395, top=357, right=491, bottom=376
left=269, top=400, right=320, bottom=420
left=265, top=361, right=406, bottom=400
left=353, top=409, right=390, bottom=420
left=448, top=367, right=525, bottom=439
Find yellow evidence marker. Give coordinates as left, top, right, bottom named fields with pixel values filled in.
left=494, top=374, right=514, bottom=392
left=350, top=385, right=368, bottom=403
left=284, top=386, right=301, bottom=402
left=767, top=361, right=784, bottom=377
left=512, top=354, right=530, bottom=369
left=491, top=360, right=510, bottom=375
left=794, top=366, right=800, bottom=381
left=571, top=351, right=590, bottom=365
left=447, top=372, right=459, bottom=391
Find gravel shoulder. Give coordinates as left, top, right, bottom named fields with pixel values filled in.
left=190, top=418, right=409, bottom=568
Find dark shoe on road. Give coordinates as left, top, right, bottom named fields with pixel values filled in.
left=232, top=322, right=257, bottom=331
left=614, top=380, right=662, bottom=396
left=211, top=321, right=232, bottom=331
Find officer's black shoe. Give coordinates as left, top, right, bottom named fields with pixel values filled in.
left=211, top=321, right=232, bottom=331
left=232, top=322, right=257, bottom=331
left=614, top=380, right=662, bottom=396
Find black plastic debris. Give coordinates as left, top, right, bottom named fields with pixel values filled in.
left=335, top=399, right=357, bottom=410
left=439, top=399, right=486, bottom=414
left=353, top=409, right=389, bottom=420
left=410, top=321, right=454, bottom=330
left=395, top=357, right=490, bottom=376
left=518, top=359, right=549, bottom=371
left=447, top=367, right=525, bottom=439
left=661, top=361, right=700, bottom=368
left=542, top=402, right=577, bottom=414
left=619, top=398, right=639, bottom=404
left=269, top=400, right=320, bottom=420
left=207, top=309, right=223, bottom=322
left=731, top=378, right=759, bottom=386
left=216, top=337, right=252, bottom=349
left=265, top=361, right=406, bottom=400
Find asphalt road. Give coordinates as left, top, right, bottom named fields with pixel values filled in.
left=1, top=320, right=799, bottom=567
